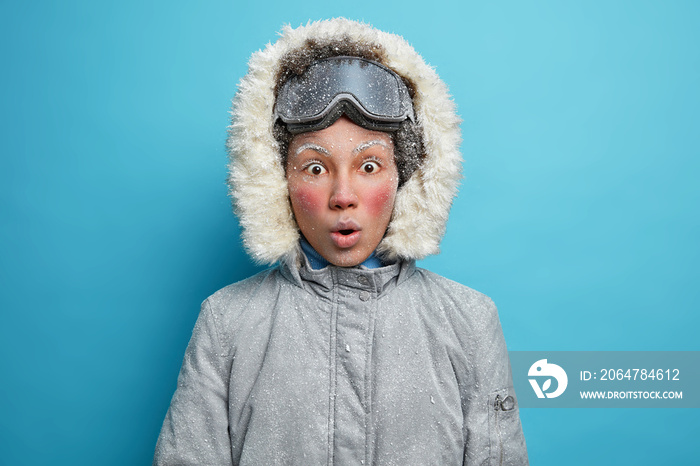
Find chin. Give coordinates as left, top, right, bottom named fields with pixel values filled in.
left=326, top=249, right=369, bottom=268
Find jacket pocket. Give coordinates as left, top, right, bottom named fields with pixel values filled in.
left=487, top=388, right=528, bottom=466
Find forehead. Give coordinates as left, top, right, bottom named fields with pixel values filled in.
left=288, top=117, right=394, bottom=154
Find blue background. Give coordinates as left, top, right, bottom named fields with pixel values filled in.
left=2, top=0, right=698, bottom=464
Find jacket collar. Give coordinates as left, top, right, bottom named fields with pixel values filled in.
left=280, top=246, right=415, bottom=300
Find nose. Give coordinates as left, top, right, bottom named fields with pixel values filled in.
left=329, top=174, right=358, bottom=210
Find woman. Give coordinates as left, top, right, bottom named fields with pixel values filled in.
left=155, top=18, right=528, bottom=465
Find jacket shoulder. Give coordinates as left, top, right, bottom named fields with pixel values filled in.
left=206, top=268, right=279, bottom=305
left=409, top=267, right=497, bottom=314
left=200, top=267, right=284, bottom=337
left=404, top=268, right=505, bottom=346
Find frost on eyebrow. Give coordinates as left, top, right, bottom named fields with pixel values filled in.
left=353, top=140, right=392, bottom=155
left=294, top=143, right=330, bottom=158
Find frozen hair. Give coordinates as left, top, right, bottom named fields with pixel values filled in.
left=272, top=36, right=425, bottom=187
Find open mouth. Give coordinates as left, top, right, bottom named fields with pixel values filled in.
left=330, top=229, right=361, bottom=248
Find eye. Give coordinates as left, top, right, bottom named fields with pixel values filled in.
left=361, top=161, right=380, bottom=174
left=303, top=163, right=327, bottom=175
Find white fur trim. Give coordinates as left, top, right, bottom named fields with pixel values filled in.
left=228, top=18, right=462, bottom=264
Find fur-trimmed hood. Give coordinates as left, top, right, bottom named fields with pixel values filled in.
left=227, top=18, right=462, bottom=264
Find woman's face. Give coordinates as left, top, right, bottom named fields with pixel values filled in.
left=286, top=116, right=399, bottom=267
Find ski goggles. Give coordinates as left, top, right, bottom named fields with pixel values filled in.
left=274, top=56, right=415, bottom=134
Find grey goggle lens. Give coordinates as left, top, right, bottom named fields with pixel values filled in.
left=274, top=56, right=415, bottom=133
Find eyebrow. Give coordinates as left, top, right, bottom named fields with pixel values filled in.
left=294, top=143, right=330, bottom=157
left=353, top=140, right=391, bottom=155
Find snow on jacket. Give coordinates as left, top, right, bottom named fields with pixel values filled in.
left=154, top=251, right=527, bottom=465
left=154, top=18, right=528, bottom=465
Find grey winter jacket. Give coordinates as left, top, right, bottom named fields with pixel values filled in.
left=154, top=251, right=528, bottom=465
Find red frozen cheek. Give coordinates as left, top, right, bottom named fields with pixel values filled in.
left=364, top=183, right=397, bottom=217
left=289, top=184, right=326, bottom=215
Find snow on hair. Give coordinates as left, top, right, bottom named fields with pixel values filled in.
left=228, top=18, right=462, bottom=264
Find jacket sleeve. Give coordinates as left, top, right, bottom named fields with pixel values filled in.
left=154, top=299, right=233, bottom=465
left=462, top=297, right=528, bottom=466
